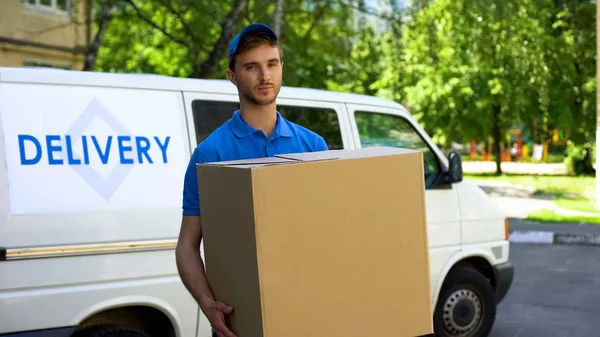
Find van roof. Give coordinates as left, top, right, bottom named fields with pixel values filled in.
left=0, top=67, right=408, bottom=111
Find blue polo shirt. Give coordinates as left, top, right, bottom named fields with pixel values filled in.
left=182, top=110, right=329, bottom=216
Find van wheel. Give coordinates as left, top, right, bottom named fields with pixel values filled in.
left=73, top=325, right=150, bottom=337
left=433, top=267, right=496, bottom=337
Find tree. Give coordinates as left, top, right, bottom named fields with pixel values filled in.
left=402, top=0, right=551, bottom=175
left=95, top=0, right=358, bottom=88
left=326, top=24, right=386, bottom=96
left=83, top=0, right=117, bottom=71
left=546, top=0, right=597, bottom=175
left=546, top=0, right=596, bottom=144
left=273, top=0, right=285, bottom=36
left=95, top=0, right=249, bottom=78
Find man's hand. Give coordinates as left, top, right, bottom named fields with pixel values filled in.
left=202, top=300, right=237, bottom=337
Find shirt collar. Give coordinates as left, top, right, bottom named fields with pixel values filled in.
left=230, top=110, right=293, bottom=138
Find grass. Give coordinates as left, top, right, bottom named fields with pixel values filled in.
left=464, top=173, right=599, bottom=223
left=555, top=197, right=599, bottom=214
left=525, top=209, right=600, bottom=224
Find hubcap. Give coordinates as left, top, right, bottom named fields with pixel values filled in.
left=442, top=289, right=482, bottom=336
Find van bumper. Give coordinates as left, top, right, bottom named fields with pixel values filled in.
left=493, top=261, right=514, bottom=304
left=0, top=327, right=74, bottom=337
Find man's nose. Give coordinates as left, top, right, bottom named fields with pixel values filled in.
left=259, top=66, right=271, bottom=82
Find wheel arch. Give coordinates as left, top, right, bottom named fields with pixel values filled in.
left=433, top=251, right=497, bottom=309
left=71, top=296, right=182, bottom=337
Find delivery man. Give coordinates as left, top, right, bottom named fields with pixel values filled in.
left=175, top=23, right=329, bottom=337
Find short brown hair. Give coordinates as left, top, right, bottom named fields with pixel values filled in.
left=228, top=32, right=284, bottom=71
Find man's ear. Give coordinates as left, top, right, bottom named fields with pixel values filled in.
left=227, top=68, right=238, bottom=87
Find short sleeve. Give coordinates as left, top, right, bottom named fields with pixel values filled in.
left=182, top=148, right=209, bottom=216
left=315, top=136, right=329, bottom=152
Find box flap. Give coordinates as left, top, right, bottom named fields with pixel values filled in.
left=199, top=156, right=294, bottom=167
left=337, top=146, right=419, bottom=158
left=274, top=151, right=339, bottom=162
left=276, top=146, right=418, bottom=162
left=198, top=151, right=338, bottom=168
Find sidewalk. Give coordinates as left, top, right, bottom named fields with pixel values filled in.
left=463, top=161, right=567, bottom=175
left=508, top=218, right=600, bottom=246
left=470, top=180, right=600, bottom=246
left=473, top=179, right=597, bottom=217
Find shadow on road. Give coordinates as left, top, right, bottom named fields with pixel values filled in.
left=474, top=181, right=554, bottom=200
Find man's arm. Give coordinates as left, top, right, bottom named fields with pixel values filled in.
left=178, top=148, right=214, bottom=306
left=178, top=145, right=236, bottom=337
left=176, top=215, right=236, bottom=337
left=175, top=215, right=213, bottom=308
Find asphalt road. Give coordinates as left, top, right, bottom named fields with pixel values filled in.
left=489, top=243, right=600, bottom=337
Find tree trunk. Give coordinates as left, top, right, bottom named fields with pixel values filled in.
left=83, top=0, right=116, bottom=71
left=192, top=0, right=249, bottom=78
left=273, top=0, right=285, bottom=37
left=492, top=104, right=503, bottom=175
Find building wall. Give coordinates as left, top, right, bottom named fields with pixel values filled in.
left=0, top=0, right=92, bottom=70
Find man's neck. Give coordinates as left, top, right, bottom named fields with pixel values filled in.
left=240, top=104, right=278, bottom=138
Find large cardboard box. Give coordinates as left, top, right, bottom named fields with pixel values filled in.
left=196, top=146, right=433, bottom=337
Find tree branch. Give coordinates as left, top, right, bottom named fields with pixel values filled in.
left=302, top=0, right=332, bottom=41
left=273, top=0, right=285, bottom=37
left=158, top=0, right=198, bottom=44
left=193, top=0, right=249, bottom=78
left=124, top=0, right=192, bottom=50
left=83, top=0, right=117, bottom=71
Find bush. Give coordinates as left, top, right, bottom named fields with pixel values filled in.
left=564, top=142, right=596, bottom=176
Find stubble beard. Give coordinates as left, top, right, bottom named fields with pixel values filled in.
left=242, top=84, right=281, bottom=106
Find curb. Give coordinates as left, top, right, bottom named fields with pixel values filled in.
left=509, top=230, right=600, bottom=246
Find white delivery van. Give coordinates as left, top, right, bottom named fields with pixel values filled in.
left=0, top=67, right=513, bottom=337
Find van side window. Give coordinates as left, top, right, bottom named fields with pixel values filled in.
left=191, top=100, right=240, bottom=144
left=354, top=111, right=440, bottom=188
left=277, top=105, right=344, bottom=150
left=191, top=100, right=344, bottom=150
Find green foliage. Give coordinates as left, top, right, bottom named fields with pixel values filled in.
left=401, top=0, right=551, bottom=146
left=96, top=0, right=358, bottom=87
left=325, top=24, right=386, bottom=95
left=95, top=0, right=214, bottom=77
left=545, top=1, right=597, bottom=145
left=565, top=142, right=596, bottom=176
left=277, top=0, right=358, bottom=89
left=91, top=0, right=596, bottom=170
left=526, top=209, right=600, bottom=224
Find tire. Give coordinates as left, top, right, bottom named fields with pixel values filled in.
left=433, top=267, right=496, bottom=337
left=72, top=325, right=150, bottom=337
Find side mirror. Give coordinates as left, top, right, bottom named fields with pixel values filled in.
left=447, top=151, right=463, bottom=183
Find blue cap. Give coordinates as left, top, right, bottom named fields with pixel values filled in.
left=228, top=23, right=278, bottom=60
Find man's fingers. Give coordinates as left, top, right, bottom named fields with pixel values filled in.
left=215, top=302, right=234, bottom=313
left=213, top=315, right=237, bottom=337
left=214, top=324, right=237, bottom=337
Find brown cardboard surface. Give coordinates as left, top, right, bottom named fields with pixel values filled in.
left=196, top=164, right=264, bottom=336
left=197, top=147, right=433, bottom=337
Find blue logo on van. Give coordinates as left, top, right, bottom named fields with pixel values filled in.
left=17, top=99, right=171, bottom=200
